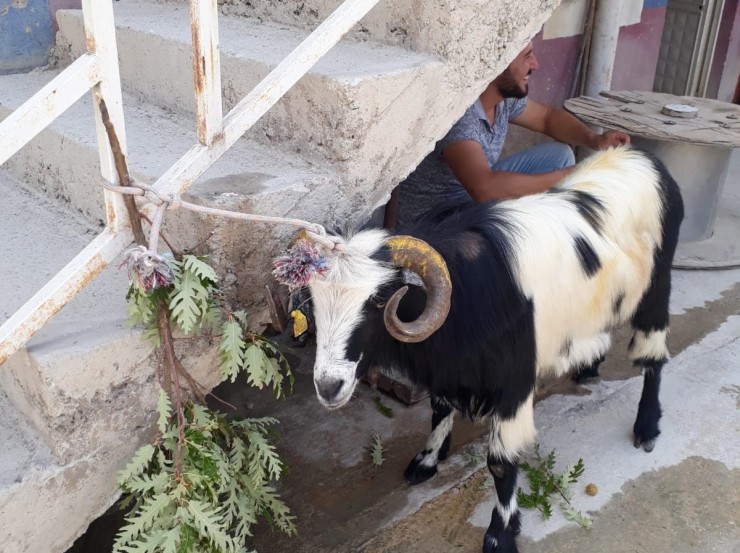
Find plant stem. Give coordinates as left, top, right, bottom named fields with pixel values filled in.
left=95, top=95, right=147, bottom=247
left=157, top=303, right=174, bottom=397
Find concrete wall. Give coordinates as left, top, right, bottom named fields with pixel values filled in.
left=0, top=0, right=54, bottom=74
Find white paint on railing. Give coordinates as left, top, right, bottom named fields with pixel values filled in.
left=0, top=0, right=381, bottom=365
left=0, top=54, right=100, bottom=166
left=83, top=0, right=131, bottom=233
left=190, top=0, right=224, bottom=146
left=0, top=229, right=133, bottom=365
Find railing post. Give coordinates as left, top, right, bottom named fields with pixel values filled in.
left=190, top=0, right=224, bottom=145
left=82, top=0, right=131, bottom=234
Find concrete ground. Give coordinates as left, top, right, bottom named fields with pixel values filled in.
left=70, top=152, right=740, bottom=553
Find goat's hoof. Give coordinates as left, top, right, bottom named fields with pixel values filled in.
left=634, top=436, right=657, bottom=452
left=404, top=455, right=438, bottom=485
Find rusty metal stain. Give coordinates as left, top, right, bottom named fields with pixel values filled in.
left=85, top=32, right=96, bottom=53
left=105, top=198, right=118, bottom=228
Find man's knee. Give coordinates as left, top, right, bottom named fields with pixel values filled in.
left=548, top=142, right=575, bottom=169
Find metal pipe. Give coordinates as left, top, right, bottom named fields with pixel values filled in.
left=584, top=0, right=624, bottom=97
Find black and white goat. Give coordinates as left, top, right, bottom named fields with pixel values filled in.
left=294, top=147, right=683, bottom=553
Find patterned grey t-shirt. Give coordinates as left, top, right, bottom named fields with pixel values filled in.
left=396, top=96, right=528, bottom=226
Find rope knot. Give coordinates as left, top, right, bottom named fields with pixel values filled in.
left=162, top=193, right=182, bottom=211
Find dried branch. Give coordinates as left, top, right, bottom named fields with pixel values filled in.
left=95, top=94, right=148, bottom=247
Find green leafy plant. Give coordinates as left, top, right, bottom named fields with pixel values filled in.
left=516, top=444, right=592, bottom=529
left=462, top=444, right=487, bottom=468
left=373, top=396, right=394, bottom=418
left=116, top=253, right=296, bottom=552
left=368, top=433, right=386, bottom=467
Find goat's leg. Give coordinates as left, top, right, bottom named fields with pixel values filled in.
left=629, top=249, right=673, bottom=452
left=571, top=353, right=605, bottom=382
left=483, top=393, right=536, bottom=553
left=629, top=328, right=668, bottom=452
left=404, top=395, right=454, bottom=485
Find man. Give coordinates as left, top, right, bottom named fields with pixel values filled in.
left=396, top=42, right=630, bottom=226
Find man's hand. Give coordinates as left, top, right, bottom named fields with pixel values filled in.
left=592, top=130, right=630, bottom=149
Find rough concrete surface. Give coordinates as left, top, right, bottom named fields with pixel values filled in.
left=0, top=169, right=223, bottom=553
left=56, top=1, right=442, bottom=177
left=56, top=0, right=558, bottom=214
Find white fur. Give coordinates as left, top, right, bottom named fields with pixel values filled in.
left=418, top=411, right=455, bottom=467
left=309, top=230, right=395, bottom=408
left=500, top=148, right=665, bottom=379
left=548, top=333, right=612, bottom=377
left=488, top=393, right=536, bottom=463
left=629, top=329, right=669, bottom=361
left=496, top=496, right=518, bottom=528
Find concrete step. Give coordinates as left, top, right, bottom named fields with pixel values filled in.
left=55, top=0, right=443, bottom=186
left=0, top=169, right=153, bottom=460
left=0, top=374, right=147, bottom=553
left=0, top=169, right=155, bottom=552
left=0, top=67, right=340, bottom=224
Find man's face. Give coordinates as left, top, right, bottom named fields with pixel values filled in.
left=495, top=42, right=539, bottom=99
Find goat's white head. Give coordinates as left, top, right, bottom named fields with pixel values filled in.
left=276, top=230, right=452, bottom=410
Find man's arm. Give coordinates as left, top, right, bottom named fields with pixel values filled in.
left=442, top=140, right=570, bottom=202
left=512, top=99, right=630, bottom=149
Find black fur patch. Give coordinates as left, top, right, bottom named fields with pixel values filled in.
left=573, top=235, right=601, bottom=277
left=613, top=292, right=625, bottom=317
left=404, top=457, right=438, bottom=485
left=349, top=202, right=537, bottom=421
left=630, top=150, right=684, bottom=333
left=569, top=190, right=605, bottom=234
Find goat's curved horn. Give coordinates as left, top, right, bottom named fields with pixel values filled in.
left=384, top=236, right=452, bottom=343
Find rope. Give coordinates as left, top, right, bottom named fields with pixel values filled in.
left=99, top=177, right=345, bottom=252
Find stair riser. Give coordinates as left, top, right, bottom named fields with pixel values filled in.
left=0, top=438, right=147, bottom=553
left=0, top=110, right=108, bottom=222
left=1, top=330, right=222, bottom=464
left=55, top=8, right=443, bottom=187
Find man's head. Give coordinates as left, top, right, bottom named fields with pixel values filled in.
left=494, top=42, right=539, bottom=99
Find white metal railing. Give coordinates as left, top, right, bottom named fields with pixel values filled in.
left=0, top=0, right=380, bottom=364
left=0, top=0, right=132, bottom=364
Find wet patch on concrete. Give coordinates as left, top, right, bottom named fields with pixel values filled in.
left=359, top=457, right=740, bottom=553
left=518, top=457, right=740, bottom=553
left=536, top=280, right=740, bottom=401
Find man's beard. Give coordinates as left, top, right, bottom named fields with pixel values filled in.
left=496, top=69, right=529, bottom=99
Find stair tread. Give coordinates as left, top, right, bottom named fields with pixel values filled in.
left=60, top=0, right=434, bottom=81
left=0, top=68, right=331, bottom=192
left=0, top=168, right=133, bottom=358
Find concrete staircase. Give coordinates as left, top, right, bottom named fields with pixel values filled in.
left=0, top=0, right=557, bottom=550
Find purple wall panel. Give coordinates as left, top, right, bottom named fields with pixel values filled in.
left=611, top=7, right=667, bottom=91
left=528, top=7, right=669, bottom=106
left=707, top=0, right=738, bottom=99
left=529, top=32, right=581, bottom=108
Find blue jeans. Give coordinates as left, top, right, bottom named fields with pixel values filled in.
left=492, top=142, right=575, bottom=174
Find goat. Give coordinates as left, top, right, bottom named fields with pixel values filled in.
left=281, top=147, right=683, bottom=553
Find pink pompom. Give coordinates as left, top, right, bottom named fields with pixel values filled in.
left=272, top=239, right=328, bottom=288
